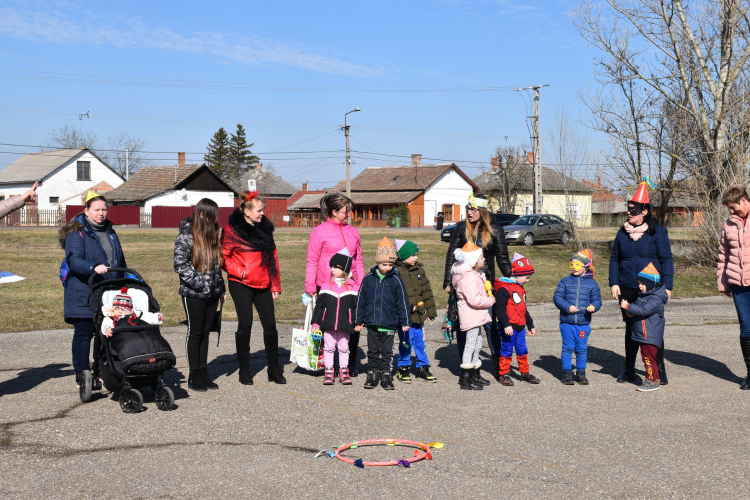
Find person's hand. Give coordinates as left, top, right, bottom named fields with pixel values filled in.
left=220, top=293, right=226, bottom=304
left=504, top=326, right=514, bottom=336
left=402, top=326, right=410, bottom=332
left=412, top=305, right=417, bottom=312
left=620, top=299, right=629, bottom=309
left=426, top=317, right=434, bottom=325
left=666, top=289, right=672, bottom=299
left=490, top=296, right=496, bottom=304
left=445, top=286, right=452, bottom=293
left=355, top=324, right=364, bottom=332
left=723, top=290, right=732, bottom=297
left=312, top=292, right=317, bottom=299
left=528, top=328, right=536, bottom=336
left=569, top=305, right=579, bottom=313
left=22, top=181, right=39, bottom=202
left=94, top=264, right=108, bottom=274
left=586, top=305, right=596, bottom=312
left=611, top=285, right=620, bottom=300
left=311, top=323, right=320, bottom=332
left=272, top=291, right=280, bottom=300
left=157, top=314, right=164, bottom=322
left=105, top=327, right=113, bottom=338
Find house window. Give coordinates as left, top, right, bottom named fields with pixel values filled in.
left=566, top=202, right=581, bottom=219
left=525, top=202, right=534, bottom=215
left=49, top=197, right=59, bottom=203
left=77, top=161, right=91, bottom=181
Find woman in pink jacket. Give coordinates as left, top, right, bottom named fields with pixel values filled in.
left=717, top=184, right=750, bottom=390
left=305, top=192, right=365, bottom=375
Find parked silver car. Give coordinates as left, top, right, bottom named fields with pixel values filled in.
left=503, top=214, right=573, bottom=246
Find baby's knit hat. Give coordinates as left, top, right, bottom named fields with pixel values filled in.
left=113, top=287, right=133, bottom=312
left=454, top=241, right=483, bottom=268
left=395, top=239, right=419, bottom=260
left=375, top=237, right=397, bottom=264
left=330, top=247, right=353, bottom=274
left=510, top=252, right=535, bottom=276
left=637, top=262, right=661, bottom=290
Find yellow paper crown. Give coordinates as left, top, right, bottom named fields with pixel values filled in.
left=85, top=191, right=101, bottom=203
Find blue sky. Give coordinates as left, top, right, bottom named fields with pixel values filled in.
left=0, top=0, right=601, bottom=187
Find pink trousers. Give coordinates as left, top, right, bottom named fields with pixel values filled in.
left=323, top=330, right=350, bottom=369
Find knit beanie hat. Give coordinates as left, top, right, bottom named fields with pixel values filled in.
left=113, top=287, right=133, bottom=312
left=454, top=241, right=483, bottom=268
left=329, top=247, right=353, bottom=274
left=375, top=237, right=398, bottom=264
left=510, top=252, right=535, bottom=276
left=637, top=262, right=661, bottom=290
left=395, top=239, right=419, bottom=260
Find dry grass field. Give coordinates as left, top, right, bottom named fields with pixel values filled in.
left=0, top=226, right=717, bottom=333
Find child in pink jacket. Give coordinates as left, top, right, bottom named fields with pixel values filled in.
left=717, top=184, right=750, bottom=390
left=451, top=241, right=495, bottom=390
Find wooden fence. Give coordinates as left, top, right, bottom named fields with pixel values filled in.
left=1, top=209, right=65, bottom=227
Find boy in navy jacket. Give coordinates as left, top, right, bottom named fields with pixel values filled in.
left=553, top=249, right=602, bottom=385
left=355, top=237, right=410, bottom=390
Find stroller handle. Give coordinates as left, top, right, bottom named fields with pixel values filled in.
left=88, top=267, right=144, bottom=287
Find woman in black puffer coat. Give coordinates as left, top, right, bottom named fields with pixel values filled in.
left=174, top=199, right=226, bottom=392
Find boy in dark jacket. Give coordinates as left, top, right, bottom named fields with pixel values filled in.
left=553, top=249, right=602, bottom=385
left=620, top=263, right=669, bottom=392
left=355, top=237, right=410, bottom=390
left=394, top=239, right=438, bottom=383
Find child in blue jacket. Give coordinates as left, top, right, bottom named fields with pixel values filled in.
left=553, top=249, right=602, bottom=385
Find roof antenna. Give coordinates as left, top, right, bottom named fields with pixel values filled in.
left=79, top=111, right=89, bottom=120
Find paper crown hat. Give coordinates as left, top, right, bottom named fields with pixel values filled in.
left=454, top=241, right=483, bottom=268
left=85, top=191, right=102, bottom=203
left=637, top=262, right=660, bottom=282
left=511, top=252, right=535, bottom=276
left=631, top=182, right=650, bottom=204
left=468, top=193, right=489, bottom=208
left=375, top=237, right=397, bottom=264
left=571, top=249, right=593, bottom=267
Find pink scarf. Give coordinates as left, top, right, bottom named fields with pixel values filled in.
left=623, top=222, right=648, bottom=241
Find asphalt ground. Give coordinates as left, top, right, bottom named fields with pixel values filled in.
left=1, top=295, right=749, bottom=499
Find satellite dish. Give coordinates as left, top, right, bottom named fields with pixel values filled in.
left=179, top=188, right=187, bottom=200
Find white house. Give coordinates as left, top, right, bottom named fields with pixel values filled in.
left=0, top=148, right=124, bottom=210
left=105, top=162, right=236, bottom=211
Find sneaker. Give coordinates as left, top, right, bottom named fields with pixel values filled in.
left=499, top=374, right=514, bottom=386
left=364, top=370, right=379, bottom=389
left=75, top=371, right=82, bottom=389
left=520, top=372, right=540, bottom=384
left=562, top=371, right=575, bottom=385
left=380, top=371, right=395, bottom=390
left=637, top=379, right=661, bottom=392
left=340, top=368, right=352, bottom=385
left=576, top=370, right=589, bottom=385
left=415, top=365, right=437, bottom=383
left=323, top=368, right=335, bottom=386
left=396, top=367, right=412, bottom=383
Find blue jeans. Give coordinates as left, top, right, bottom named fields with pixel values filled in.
left=731, top=285, right=750, bottom=338
left=397, top=324, right=430, bottom=368
left=71, top=318, right=95, bottom=373
left=560, top=323, right=591, bottom=371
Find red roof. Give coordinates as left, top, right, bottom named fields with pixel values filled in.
left=582, top=179, right=624, bottom=203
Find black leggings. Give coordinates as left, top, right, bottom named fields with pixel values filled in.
left=228, top=281, right=279, bottom=365
left=619, top=286, right=664, bottom=367
left=182, top=296, right=219, bottom=371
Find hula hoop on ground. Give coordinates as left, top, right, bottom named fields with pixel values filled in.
left=332, top=439, right=442, bottom=467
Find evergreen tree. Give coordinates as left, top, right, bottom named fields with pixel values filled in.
left=227, top=124, right=260, bottom=190
left=204, top=127, right=230, bottom=178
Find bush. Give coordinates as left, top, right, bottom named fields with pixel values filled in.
left=386, top=204, right=410, bottom=227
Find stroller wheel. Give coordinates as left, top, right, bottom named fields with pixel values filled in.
left=119, top=388, right=143, bottom=413
left=155, top=386, right=174, bottom=411
left=92, top=377, right=102, bottom=391
left=79, top=370, right=92, bottom=403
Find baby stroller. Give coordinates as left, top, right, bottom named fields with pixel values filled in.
left=82, top=267, right=176, bottom=413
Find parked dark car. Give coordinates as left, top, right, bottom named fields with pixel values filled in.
left=503, top=214, right=573, bottom=246
left=440, top=213, right=519, bottom=242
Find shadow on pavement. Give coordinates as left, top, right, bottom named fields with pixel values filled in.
left=0, top=363, right=74, bottom=397
left=664, top=348, right=745, bottom=384
left=587, top=345, right=626, bottom=379
left=532, top=354, right=562, bottom=380
left=433, top=343, right=460, bottom=376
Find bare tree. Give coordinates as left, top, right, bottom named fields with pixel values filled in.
left=44, top=124, right=98, bottom=151
left=486, top=143, right=529, bottom=213
left=102, top=132, right=152, bottom=178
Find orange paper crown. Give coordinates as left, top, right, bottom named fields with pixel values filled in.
left=377, top=237, right=394, bottom=248
left=461, top=241, right=481, bottom=253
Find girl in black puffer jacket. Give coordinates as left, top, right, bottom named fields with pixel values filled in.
left=174, top=199, right=226, bottom=392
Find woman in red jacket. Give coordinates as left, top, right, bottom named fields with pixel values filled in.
left=222, top=190, right=285, bottom=385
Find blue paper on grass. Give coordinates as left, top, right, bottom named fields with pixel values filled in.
left=0, top=272, right=25, bottom=284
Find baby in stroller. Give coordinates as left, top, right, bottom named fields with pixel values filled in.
left=102, top=287, right=164, bottom=337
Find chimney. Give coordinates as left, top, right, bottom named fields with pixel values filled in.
left=411, top=154, right=422, bottom=167
left=597, top=178, right=602, bottom=187
left=178, top=152, right=186, bottom=166
left=256, top=163, right=263, bottom=170
left=302, top=182, right=308, bottom=191
left=527, top=151, right=534, bottom=165
left=491, top=157, right=499, bottom=170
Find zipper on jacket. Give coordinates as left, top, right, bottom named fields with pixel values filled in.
left=575, top=276, right=581, bottom=325
left=741, top=221, right=746, bottom=286
left=334, top=286, right=341, bottom=331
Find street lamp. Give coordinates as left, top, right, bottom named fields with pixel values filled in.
left=343, top=107, right=360, bottom=222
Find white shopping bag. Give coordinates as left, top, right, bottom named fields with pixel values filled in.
left=289, top=296, right=324, bottom=371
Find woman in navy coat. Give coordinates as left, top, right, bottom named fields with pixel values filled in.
left=608, top=184, right=673, bottom=384
left=58, top=194, right=127, bottom=386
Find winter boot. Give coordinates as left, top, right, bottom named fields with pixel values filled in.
left=340, top=367, right=352, bottom=385
left=491, top=354, right=501, bottom=381
left=562, top=370, right=575, bottom=385
left=616, top=367, right=639, bottom=383
left=201, top=368, right=218, bottom=390
left=657, top=363, right=668, bottom=385
left=188, top=369, right=207, bottom=392
left=380, top=371, right=395, bottom=390
left=364, top=370, right=379, bottom=389
left=576, top=369, right=589, bottom=385
left=520, top=372, right=540, bottom=384
left=499, top=374, right=514, bottom=387
left=323, top=367, right=335, bottom=385
left=459, top=367, right=483, bottom=390
left=236, top=333, right=253, bottom=385
left=415, top=365, right=437, bottom=383
left=396, top=366, right=412, bottom=383
left=471, top=364, right=491, bottom=386
left=264, top=334, right=287, bottom=384
left=740, top=337, right=750, bottom=390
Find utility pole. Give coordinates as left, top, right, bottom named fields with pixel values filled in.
left=515, top=85, right=548, bottom=214
left=342, top=107, right=360, bottom=222
left=125, top=148, right=129, bottom=180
